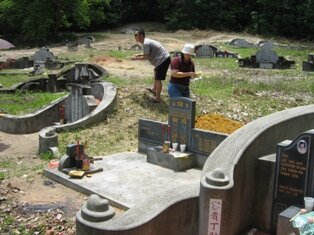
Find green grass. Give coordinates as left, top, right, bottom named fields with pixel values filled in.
left=0, top=212, right=14, bottom=233
left=103, top=74, right=152, bottom=86
left=222, top=44, right=258, bottom=58
left=0, top=74, right=39, bottom=88
left=191, top=76, right=234, bottom=99
left=57, top=48, right=135, bottom=62
left=107, top=50, right=135, bottom=60
left=2, top=35, right=314, bottom=157
left=195, top=57, right=239, bottom=70
left=191, top=73, right=314, bottom=98
left=0, top=209, right=46, bottom=234
left=0, top=159, right=45, bottom=179
left=0, top=160, right=14, bottom=179
left=0, top=91, right=67, bottom=115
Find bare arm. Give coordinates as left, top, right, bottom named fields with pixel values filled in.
left=131, top=54, right=149, bottom=60
left=171, top=69, right=196, bottom=78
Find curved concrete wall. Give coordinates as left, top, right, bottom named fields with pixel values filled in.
left=199, top=105, right=314, bottom=235
left=0, top=96, right=67, bottom=134
left=76, top=183, right=199, bottom=235
left=39, top=81, right=117, bottom=153
left=0, top=81, right=116, bottom=136
left=0, top=63, right=109, bottom=134
left=54, top=81, right=116, bottom=132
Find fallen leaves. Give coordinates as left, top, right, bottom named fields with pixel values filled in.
left=0, top=181, right=76, bottom=234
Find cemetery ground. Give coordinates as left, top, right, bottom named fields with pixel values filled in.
left=1, top=23, right=314, bottom=234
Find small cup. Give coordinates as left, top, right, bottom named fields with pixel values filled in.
left=304, top=197, right=314, bottom=212
left=172, top=143, right=178, bottom=151
left=180, top=144, right=186, bottom=153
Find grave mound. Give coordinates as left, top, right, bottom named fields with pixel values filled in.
left=195, top=113, right=243, bottom=134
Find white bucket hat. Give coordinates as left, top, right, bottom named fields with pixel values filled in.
left=181, top=44, right=195, bottom=55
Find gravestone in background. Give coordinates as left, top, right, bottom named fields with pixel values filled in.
left=302, top=53, right=314, bottom=72
left=272, top=130, right=314, bottom=231
left=32, top=47, right=55, bottom=62
left=229, top=38, right=255, bottom=48
left=256, top=41, right=279, bottom=69
left=66, top=63, right=100, bottom=84
left=195, top=44, right=217, bottom=58
left=78, top=36, right=94, bottom=48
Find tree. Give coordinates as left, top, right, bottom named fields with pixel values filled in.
left=0, top=0, right=91, bottom=45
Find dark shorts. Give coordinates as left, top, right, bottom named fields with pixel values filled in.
left=154, top=57, right=170, bottom=80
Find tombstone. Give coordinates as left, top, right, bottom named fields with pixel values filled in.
left=229, top=38, right=255, bottom=48
left=195, top=44, right=217, bottom=58
left=302, top=53, right=314, bottom=72
left=168, top=98, right=196, bottom=149
left=58, top=143, right=103, bottom=175
left=32, top=47, right=55, bottom=62
left=238, top=41, right=295, bottom=69
left=138, top=97, right=228, bottom=169
left=65, top=84, right=97, bottom=123
left=308, top=53, right=314, bottom=63
left=272, top=129, right=314, bottom=232
left=75, top=63, right=89, bottom=83
left=256, top=41, right=279, bottom=69
left=78, top=36, right=94, bottom=48
left=70, top=63, right=99, bottom=84
left=84, top=38, right=91, bottom=48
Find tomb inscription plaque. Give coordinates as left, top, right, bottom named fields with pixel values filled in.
left=272, top=131, right=314, bottom=231
left=168, top=98, right=195, bottom=149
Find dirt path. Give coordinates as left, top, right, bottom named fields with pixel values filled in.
left=0, top=131, right=85, bottom=233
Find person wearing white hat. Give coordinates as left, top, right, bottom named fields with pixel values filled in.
left=168, top=44, right=198, bottom=98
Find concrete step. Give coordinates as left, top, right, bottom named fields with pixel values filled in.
left=147, top=146, right=195, bottom=171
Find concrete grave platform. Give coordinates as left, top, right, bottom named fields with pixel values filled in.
left=44, top=152, right=201, bottom=210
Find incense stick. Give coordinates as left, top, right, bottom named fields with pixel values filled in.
left=290, top=211, right=302, bottom=222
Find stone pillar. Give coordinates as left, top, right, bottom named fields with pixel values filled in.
left=39, top=128, right=58, bottom=154
left=70, top=85, right=84, bottom=122
left=48, top=74, right=57, bottom=92
left=75, top=63, right=90, bottom=83
left=76, top=194, right=115, bottom=235
left=199, top=169, right=230, bottom=235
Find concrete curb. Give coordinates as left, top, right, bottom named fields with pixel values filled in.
left=76, top=182, right=200, bottom=234
left=39, top=81, right=117, bottom=153
left=0, top=95, right=67, bottom=134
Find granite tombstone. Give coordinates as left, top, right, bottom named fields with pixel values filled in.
left=272, top=130, right=314, bottom=231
